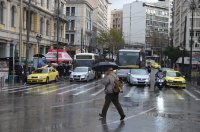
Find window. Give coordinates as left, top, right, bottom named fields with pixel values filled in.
left=47, top=0, right=49, bottom=9
left=66, top=20, right=70, bottom=30
left=40, top=18, right=44, bottom=34
left=71, top=7, right=75, bottom=16
left=0, top=1, right=4, bottom=24
left=11, top=6, right=16, bottom=27
left=71, top=34, right=74, bottom=43
left=66, top=34, right=69, bottom=42
left=71, top=20, right=75, bottom=30
left=46, top=20, right=49, bottom=36
left=66, top=7, right=70, bottom=16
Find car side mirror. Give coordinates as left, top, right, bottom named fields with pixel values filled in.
left=32, top=71, right=34, bottom=74
left=183, top=76, right=185, bottom=78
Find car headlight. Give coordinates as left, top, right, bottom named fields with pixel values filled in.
left=182, top=80, right=186, bottom=83
left=38, top=76, right=44, bottom=79
left=28, top=76, right=31, bottom=79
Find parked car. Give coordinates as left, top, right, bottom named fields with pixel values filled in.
left=163, top=70, right=186, bottom=88
left=70, top=67, right=95, bottom=82
left=127, top=69, right=150, bottom=86
left=27, top=67, right=59, bottom=84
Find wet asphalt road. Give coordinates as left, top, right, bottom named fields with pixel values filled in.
left=0, top=71, right=200, bottom=132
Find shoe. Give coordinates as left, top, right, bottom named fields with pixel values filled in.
left=99, top=113, right=106, bottom=118
left=120, top=115, right=126, bottom=121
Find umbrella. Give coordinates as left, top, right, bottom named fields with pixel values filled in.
left=92, top=62, right=118, bottom=71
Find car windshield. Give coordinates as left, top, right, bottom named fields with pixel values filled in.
left=74, top=67, right=88, bottom=72
left=167, top=72, right=182, bottom=77
left=131, top=69, right=148, bottom=75
left=34, top=69, right=48, bottom=74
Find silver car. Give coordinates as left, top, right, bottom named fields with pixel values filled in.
left=70, top=67, right=95, bottom=82
left=127, top=69, right=150, bottom=86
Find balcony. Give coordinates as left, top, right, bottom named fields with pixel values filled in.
left=66, top=27, right=76, bottom=32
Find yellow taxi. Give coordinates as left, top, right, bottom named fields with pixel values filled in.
left=163, top=70, right=186, bottom=88
left=151, top=62, right=161, bottom=69
left=27, top=67, right=59, bottom=84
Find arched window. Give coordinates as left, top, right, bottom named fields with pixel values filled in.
left=11, top=6, right=16, bottom=27
left=0, top=1, right=4, bottom=24
left=40, top=17, right=44, bottom=34
left=46, top=20, right=49, bottom=36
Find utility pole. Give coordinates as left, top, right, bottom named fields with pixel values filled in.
left=19, top=0, right=23, bottom=63
left=56, top=0, right=60, bottom=64
left=183, top=16, right=187, bottom=73
left=25, top=0, right=31, bottom=74
left=81, top=28, right=83, bottom=53
left=189, top=0, right=196, bottom=82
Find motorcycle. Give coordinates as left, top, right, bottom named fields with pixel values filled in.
left=154, top=74, right=164, bottom=90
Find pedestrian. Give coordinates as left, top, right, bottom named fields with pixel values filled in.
left=99, top=67, right=126, bottom=120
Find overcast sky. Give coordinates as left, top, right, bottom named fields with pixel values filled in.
left=110, top=0, right=159, bottom=9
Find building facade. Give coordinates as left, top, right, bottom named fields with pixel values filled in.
left=111, top=9, right=123, bottom=32
left=123, top=1, right=169, bottom=50
left=65, top=0, right=110, bottom=53
left=0, top=0, right=67, bottom=61
left=65, top=0, right=93, bottom=53
left=173, top=0, right=200, bottom=52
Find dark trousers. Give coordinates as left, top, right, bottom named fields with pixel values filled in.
left=102, top=93, right=125, bottom=117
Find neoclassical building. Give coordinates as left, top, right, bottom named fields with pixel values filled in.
left=0, top=0, right=67, bottom=61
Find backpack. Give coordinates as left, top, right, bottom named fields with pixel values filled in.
left=111, top=74, right=124, bottom=93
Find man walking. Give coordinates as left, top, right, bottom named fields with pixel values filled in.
left=99, top=67, right=126, bottom=120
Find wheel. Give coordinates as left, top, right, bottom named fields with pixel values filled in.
left=46, top=77, right=49, bottom=84
left=55, top=76, right=59, bottom=82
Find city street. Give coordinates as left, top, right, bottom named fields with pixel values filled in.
left=0, top=73, right=200, bottom=132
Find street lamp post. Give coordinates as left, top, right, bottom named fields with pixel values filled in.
left=36, top=34, right=42, bottom=68
left=12, top=40, right=17, bottom=85
left=189, top=0, right=196, bottom=82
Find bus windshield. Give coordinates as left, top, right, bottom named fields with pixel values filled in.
left=74, top=60, right=94, bottom=68
left=118, top=51, right=140, bottom=66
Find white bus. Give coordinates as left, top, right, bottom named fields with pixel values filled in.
left=73, top=53, right=100, bottom=68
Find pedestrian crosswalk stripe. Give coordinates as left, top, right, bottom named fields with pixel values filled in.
left=170, top=89, right=184, bottom=100
left=40, top=84, right=78, bottom=94
left=195, top=90, right=200, bottom=94
left=91, top=87, right=104, bottom=96
left=183, top=89, right=200, bottom=101
left=73, top=85, right=101, bottom=96
left=124, top=87, right=136, bottom=97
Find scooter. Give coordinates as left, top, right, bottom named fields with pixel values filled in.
left=154, top=74, right=164, bottom=90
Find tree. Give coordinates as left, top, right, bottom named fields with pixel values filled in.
left=163, top=46, right=189, bottom=66
left=97, top=28, right=125, bottom=58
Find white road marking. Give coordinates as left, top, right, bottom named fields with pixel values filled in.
left=73, top=85, right=101, bottom=96
left=195, top=90, right=200, bottom=94
left=91, top=87, right=104, bottom=96
left=124, top=87, right=136, bottom=97
left=98, top=107, right=156, bottom=127
left=57, top=81, right=100, bottom=95
left=170, top=89, right=184, bottom=100
left=183, top=89, right=200, bottom=101
left=57, top=87, right=79, bottom=95
left=51, top=97, right=103, bottom=108
left=40, top=84, right=78, bottom=94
